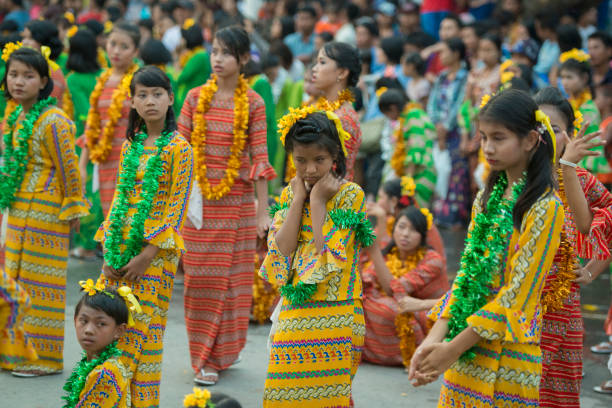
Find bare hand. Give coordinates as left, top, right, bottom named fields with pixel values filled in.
left=69, top=218, right=80, bottom=233
left=561, top=123, right=605, bottom=164
left=118, top=252, right=152, bottom=282
left=398, top=296, right=425, bottom=313
left=366, top=201, right=386, bottom=220
left=102, top=262, right=122, bottom=281
left=408, top=343, right=437, bottom=386
left=290, top=175, right=308, bottom=203
left=256, top=211, right=271, bottom=239
left=573, top=265, right=592, bottom=285
left=310, top=172, right=342, bottom=204
left=413, top=342, right=458, bottom=385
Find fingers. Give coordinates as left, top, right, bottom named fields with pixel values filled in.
left=577, top=121, right=591, bottom=139
left=581, top=130, right=602, bottom=142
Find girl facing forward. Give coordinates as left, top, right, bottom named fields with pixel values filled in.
left=178, top=26, right=275, bottom=386
left=260, top=110, right=374, bottom=407
left=97, top=66, right=194, bottom=407
left=410, top=89, right=565, bottom=408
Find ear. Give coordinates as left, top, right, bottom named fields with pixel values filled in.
left=168, top=91, right=174, bottom=106
left=524, top=129, right=540, bottom=153
left=114, top=323, right=127, bottom=340
left=338, top=67, right=349, bottom=82
left=40, top=76, right=48, bottom=90
left=239, top=52, right=251, bottom=67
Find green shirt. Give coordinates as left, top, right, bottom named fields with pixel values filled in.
left=66, top=70, right=103, bottom=136
left=176, top=50, right=211, bottom=112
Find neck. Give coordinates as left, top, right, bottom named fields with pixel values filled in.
left=593, top=61, right=608, bottom=75
left=20, top=97, right=37, bottom=113
left=113, top=64, right=129, bottom=75
left=397, top=247, right=417, bottom=261
left=216, top=72, right=240, bottom=93
left=301, top=29, right=312, bottom=40
left=505, top=164, right=526, bottom=187
left=324, top=83, right=344, bottom=102
left=144, top=118, right=165, bottom=137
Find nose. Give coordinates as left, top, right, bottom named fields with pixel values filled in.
left=305, top=162, right=317, bottom=174
left=83, top=322, right=95, bottom=336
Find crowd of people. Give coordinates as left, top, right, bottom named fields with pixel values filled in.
left=0, top=0, right=611, bottom=407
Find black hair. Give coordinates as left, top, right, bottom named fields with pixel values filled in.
left=355, top=16, right=379, bottom=37
left=67, top=29, right=100, bottom=73
left=559, top=57, right=592, bottom=90
left=479, top=89, right=555, bottom=230
left=514, top=63, right=534, bottom=89
left=317, top=31, right=334, bottom=44
left=83, top=19, right=104, bottom=37
left=74, top=288, right=129, bottom=326
left=405, top=31, right=436, bottom=50
left=495, top=10, right=517, bottom=28
left=182, top=24, right=204, bottom=50
left=557, top=24, right=582, bottom=53
left=444, top=37, right=469, bottom=70
left=374, top=76, right=403, bottom=92
left=442, top=13, right=463, bottom=30
left=214, top=26, right=250, bottom=65
left=588, top=30, right=612, bottom=48
left=276, top=16, right=295, bottom=39
left=463, top=21, right=487, bottom=38
left=208, top=392, right=242, bottom=408
left=126, top=66, right=176, bottom=142
left=297, top=5, right=317, bottom=19
left=138, top=18, right=154, bottom=33
left=261, top=53, right=280, bottom=71
left=140, top=39, right=172, bottom=66
left=0, top=19, right=19, bottom=34
left=500, top=76, right=531, bottom=93
left=534, top=86, right=575, bottom=134
left=2, top=47, right=54, bottom=100
left=379, top=36, right=404, bottom=65
left=378, top=88, right=407, bottom=113
left=242, top=59, right=262, bottom=78
left=481, top=33, right=502, bottom=53
left=269, top=41, right=293, bottom=70
left=402, top=51, right=426, bottom=76
left=24, top=20, right=63, bottom=60
left=107, top=5, right=122, bottom=22
left=383, top=206, right=428, bottom=255
left=321, top=42, right=361, bottom=87
left=284, top=112, right=346, bottom=178
left=0, top=32, right=22, bottom=49
left=535, top=11, right=560, bottom=31
left=110, top=22, right=141, bottom=49
left=359, top=48, right=372, bottom=73
left=381, top=178, right=416, bottom=210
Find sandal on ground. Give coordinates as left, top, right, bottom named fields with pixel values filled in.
left=194, top=368, right=218, bottom=386
left=590, top=341, right=612, bottom=354
left=11, top=369, right=61, bottom=378
left=593, top=380, right=612, bottom=394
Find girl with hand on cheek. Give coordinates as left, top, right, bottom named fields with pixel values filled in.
left=260, top=110, right=374, bottom=407
left=410, top=90, right=564, bottom=408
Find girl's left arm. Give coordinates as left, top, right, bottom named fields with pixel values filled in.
left=45, top=112, right=90, bottom=221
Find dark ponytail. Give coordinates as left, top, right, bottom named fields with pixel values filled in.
left=126, top=66, right=176, bottom=141
left=479, top=89, right=555, bottom=230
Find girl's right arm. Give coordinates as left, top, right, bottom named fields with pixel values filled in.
left=275, top=177, right=306, bottom=256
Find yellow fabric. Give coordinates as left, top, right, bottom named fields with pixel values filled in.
left=2, top=108, right=88, bottom=373
left=431, top=191, right=564, bottom=407
left=77, top=356, right=131, bottom=407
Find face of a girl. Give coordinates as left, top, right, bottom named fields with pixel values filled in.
left=560, top=69, right=587, bottom=96
left=106, top=30, right=138, bottom=70
left=478, top=39, right=499, bottom=67
left=6, top=59, right=47, bottom=104
left=480, top=120, right=536, bottom=173
left=312, top=48, right=346, bottom=91
left=461, top=27, right=479, bottom=52
left=75, top=304, right=125, bottom=360
left=539, top=104, right=569, bottom=162
left=21, top=28, right=41, bottom=50
left=393, top=215, right=422, bottom=253
left=211, top=38, right=243, bottom=78
left=131, top=83, right=173, bottom=125
left=292, top=142, right=335, bottom=187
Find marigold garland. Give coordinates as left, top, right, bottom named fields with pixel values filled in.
left=85, top=63, right=139, bottom=164
left=184, top=387, right=215, bottom=408
left=391, top=103, right=420, bottom=177
left=541, top=169, right=575, bottom=314
left=573, top=110, right=583, bottom=137
left=63, top=88, right=74, bottom=120
left=104, top=129, right=172, bottom=270
left=191, top=74, right=249, bottom=200
left=568, top=90, right=592, bottom=113
left=446, top=173, right=525, bottom=360
left=314, top=88, right=354, bottom=112
left=559, top=48, right=590, bottom=64
left=61, top=341, right=122, bottom=408
left=252, top=253, right=278, bottom=324
left=0, top=97, right=56, bottom=210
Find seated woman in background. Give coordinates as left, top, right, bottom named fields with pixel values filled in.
left=362, top=207, right=449, bottom=369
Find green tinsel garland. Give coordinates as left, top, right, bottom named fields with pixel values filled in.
left=446, top=173, right=525, bottom=361
left=61, top=341, right=122, bottom=408
left=104, top=129, right=172, bottom=270
left=268, top=201, right=288, bottom=218
left=328, top=208, right=376, bottom=247
left=280, top=281, right=317, bottom=305
left=0, top=97, right=56, bottom=210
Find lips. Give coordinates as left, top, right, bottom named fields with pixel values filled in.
left=80, top=338, right=95, bottom=345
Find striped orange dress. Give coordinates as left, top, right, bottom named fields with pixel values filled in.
left=83, top=74, right=131, bottom=217
left=50, top=66, right=67, bottom=110
left=178, top=87, right=276, bottom=373
left=336, top=103, right=361, bottom=181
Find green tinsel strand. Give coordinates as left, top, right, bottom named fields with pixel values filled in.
left=328, top=208, right=376, bottom=247
left=0, top=97, right=56, bottom=210
left=268, top=201, right=289, bottom=218
left=279, top=281, right=317, bottom=305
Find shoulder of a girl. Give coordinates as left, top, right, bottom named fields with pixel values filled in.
left=525, top=192, right=564, bottom=224
left=248, top=89, right=265, bottom=108
left=337, top=182, right=364, bottom=207
left=43, top=107, right=71, bottom=126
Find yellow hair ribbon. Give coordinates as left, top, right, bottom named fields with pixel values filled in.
left=117, top=286, right=142, bottom=327
left=420, top=207, right=433, bottom=230
left=324, top=110, right=350, bottom=157
left=400, top=176, right=416, bottom=197
left=40, top=46, right=60, bottom=73
left=375, top=86, right=388, bottom=98
left=182, top=18, right=196, bottom=30
left=67, top=25, right=78, bottom=39
left=535, top=109, right=557, bottom=163
left=64, top=11, right=75, bottom=24
left=2, top=41, right=22, bottom=62
left=559, top=48, right=590, bottom=64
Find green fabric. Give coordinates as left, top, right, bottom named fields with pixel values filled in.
left=578, top=100, right=610, bottom=174
left=57, top=53, right=69, bottom=75
left=66, top=70, right=102, bottom=136
left=0, top=61, right=6, bottom=121
left=176, top=50, right=211, bottom=112
left=73, top=145, right=104, bottom=250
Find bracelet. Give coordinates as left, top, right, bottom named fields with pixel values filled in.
left=559, top=159, right=577, bottom=168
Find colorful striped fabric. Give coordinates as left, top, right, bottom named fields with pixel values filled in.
left=431, top=191, right=564, bottom=407
left=95, top=132, right=194, bottom=407
left=75, top=355, right=131, bottom=407
left=336, top=104, right=362, bottom=181
left=178, top=87, right=275, bottom=374
left=2, top=107, right=89, bottom=373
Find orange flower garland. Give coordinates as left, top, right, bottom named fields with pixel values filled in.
left=390, top=103, right=420, bottom=177
left=85, top=64, right=139, bottom=164
left=541, top=168, right=576, bottom=314
left=568, top=90, right=592, bottom=112
left=252, top=253, right=278, bottom=324
left=63, top=89, right=74, bottom=120
left=191, top=74, right=249, bottom=200
left=314, top=88, right=354, bottom=112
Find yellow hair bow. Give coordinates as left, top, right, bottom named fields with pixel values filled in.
left=183, top=387, right=212, bottom=408
left=79, top=278, right=109, bottom=297
left=420, top=208, right=433, bottom=230
left=324, top=110, right=350, bottom=157
left=64, top=11, right=75, bottom=24
left=183, top=18, right=196, bottom=30
left=401, top=176, right=416, bottom=197
left=67, top=25, right=78, bottom=39
left=117, top=286, right=142, bottom=327
left=375, top=86, right=388, bottom=98
left=40, top=46, right=60, bottom=73
left=535, top=109, right=557, bottom=163
left=2, top=41, right=22, bottom=62
left=559, top=48, right=590, bottom=64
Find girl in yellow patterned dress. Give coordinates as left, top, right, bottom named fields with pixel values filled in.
left=409, top=89, right=564, bottom=407
left=0, top=46, right=89, bottom=377
left=96, top=66, right=193, bottom=408
left=260, top=110, right=374, bottom=407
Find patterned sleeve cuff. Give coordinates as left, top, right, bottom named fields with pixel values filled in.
left=58, top=197, right=90, bottom=221
left=576, top=206, right=612, bottom=260
left=249, top=162, right=277, bottom=181
left=144, top=220, right=185, bottom=254
left=259, top=235, right=292, bottom=286
left=427, top=290, right=452, bottom=322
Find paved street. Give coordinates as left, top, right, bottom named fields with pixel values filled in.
left=1, top=229, right=612, bottom=407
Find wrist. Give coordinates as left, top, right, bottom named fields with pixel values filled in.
left=560, top=158, right=578, bottom=168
